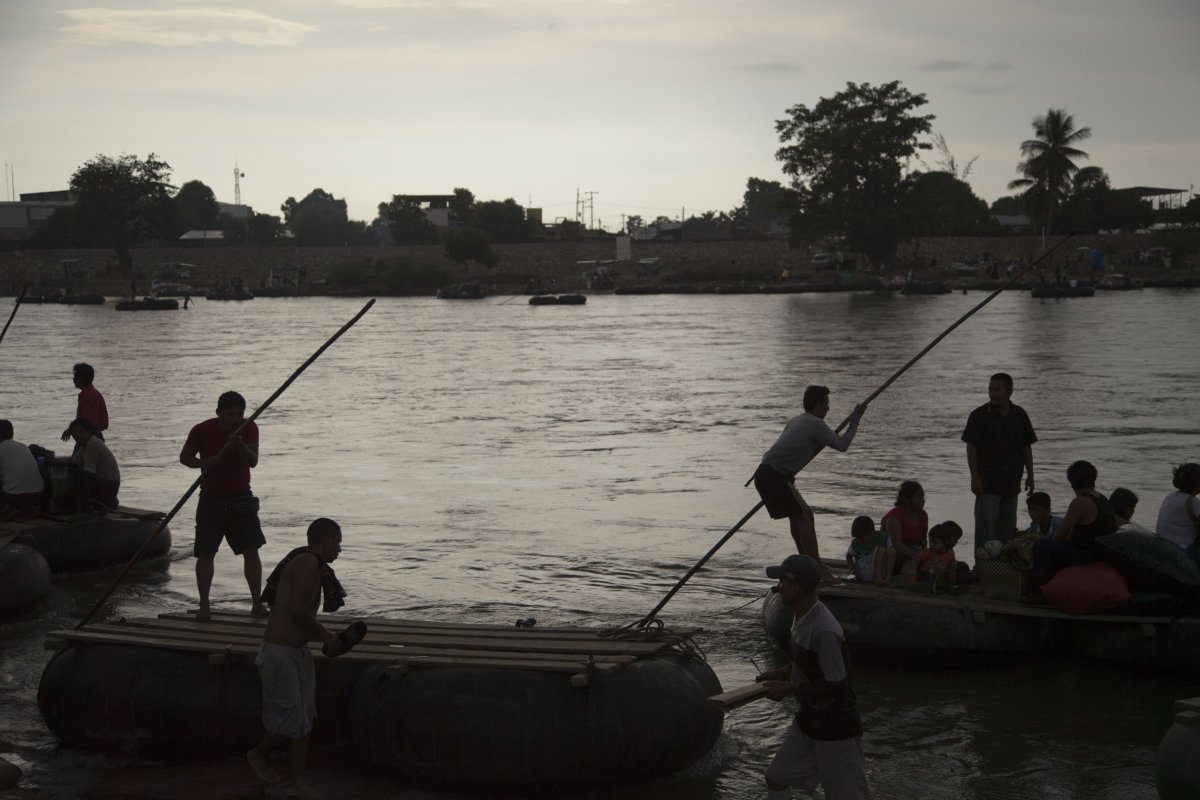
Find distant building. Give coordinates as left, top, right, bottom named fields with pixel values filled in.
left=992, top=214, right=1031, bottom=232
left=0, top=190, right=76, bottom=242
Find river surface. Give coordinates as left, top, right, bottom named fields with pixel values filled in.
left=1, top=288, right=1197, bottom=799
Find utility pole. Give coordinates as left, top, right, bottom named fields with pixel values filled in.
left=584, top=191, right=598, bottom=230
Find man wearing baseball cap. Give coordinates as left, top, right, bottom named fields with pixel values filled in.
left=756, top=554, right=869, bottom=799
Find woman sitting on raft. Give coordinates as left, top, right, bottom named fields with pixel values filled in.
left=1155, top=462, right=1200, bottom=567
left=882, top=480, right=929, bottom=580
left=1024, top=460, right=1117, bottom=602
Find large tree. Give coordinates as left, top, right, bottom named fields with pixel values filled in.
left=775, top=81, right=934, bottom=268
left=281, top=188, right=352, bottom=246
left=376, top=196, right=440, bottom=245
left=220, top=211, right=283, bottom=245
left=473, top=198, right=536, bottom=243
left=902, top=171, right=995, bottom=237
left=1007, top=108, right=1092, bottom=236
left=168, top=179, right=220, bottom=240
left=731, top=178, right=793, bottom=236
left=69, top=153, right=173, bottom=268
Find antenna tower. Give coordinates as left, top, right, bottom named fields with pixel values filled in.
left=234, top=161, right=245, bottom=206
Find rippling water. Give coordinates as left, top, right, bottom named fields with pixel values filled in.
left=2, top=289, right=1197, bottom=798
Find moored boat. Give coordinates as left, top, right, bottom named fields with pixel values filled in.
left=115, top=297, right=179, bottom=311
left=39, top=612, right=723, bottom=790
left=1031, top=284, right=1095, bottom=298
left=900, top=281, right=952, bottom=295
left=528, top=293, right=587, bottom=305
left=436, top=282, right=487, bottom=300
left=3, top=506, right=171, bottom=572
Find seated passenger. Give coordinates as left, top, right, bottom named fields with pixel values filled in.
left=1155, top=462, right=1200, bottom=566
left=1110, top=487, right=1151, bottom=534
left=1024, top=460, right=1117, bottom=602
left=62, top=418, right=121, bottom=513
left=914, top=521, right=964, bottom=591
left=882, top=480, right=928, bottom=580
left=845, top=515, right=895, bottom=586
left=0, top=419, right=45, bottom=520
left=1025, top=491, right=1063, bottom=538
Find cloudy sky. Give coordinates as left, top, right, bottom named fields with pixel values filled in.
left=2, top=0, right=1197, bottom=227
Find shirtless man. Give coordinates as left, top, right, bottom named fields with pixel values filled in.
left=246, top=518, right=344, bottom=798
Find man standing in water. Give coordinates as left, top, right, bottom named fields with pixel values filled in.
left=247, top=518, right=346, bottom=798
left=962, top=372, right=1037, bottom=552
left=753, top=385, right=865, bottom=579
left=180, top=390, right=266, bottom=620
left=757, top=554, right=869, bottom=800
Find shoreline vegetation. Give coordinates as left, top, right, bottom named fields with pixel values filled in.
left=2, top=233, right=1197, bottom=298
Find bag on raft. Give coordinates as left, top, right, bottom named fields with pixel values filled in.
left=1094, top=531, right=1200, bottom=597
left=1041, top=561, right=1131, bottom=615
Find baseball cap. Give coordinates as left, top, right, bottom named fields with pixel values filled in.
left=765, top=554, right=821, bottom=588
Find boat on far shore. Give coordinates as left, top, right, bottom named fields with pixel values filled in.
left=116, top=297, right=179, bottom=311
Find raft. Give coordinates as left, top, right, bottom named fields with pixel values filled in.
left=39, top=612, right=723, bottom=790
left=2, top=506, right=171, bottom=572
left=0, top=541, right=52, bottom=618
left=528, top=294, right=587, bottom=305
left=762, top=570, right=1200, bottom=676
left=115, top=298, right=179, bottom=311
left=900, top=281, right=952, bottom=295
left=1030, top=285, right=1095, bottom=298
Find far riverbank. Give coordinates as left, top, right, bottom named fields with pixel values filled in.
left=2, top=233, right=1196, bottom=297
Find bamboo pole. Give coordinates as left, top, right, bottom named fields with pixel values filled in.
left=76, top=299, right=376, bottom=628
left=0, top=285, right=28, bottom=347
left=635, top=234, right=1076, bottom=626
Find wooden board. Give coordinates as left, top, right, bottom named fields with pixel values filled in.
left=708, top=682, right=768, bottom=712
left=43, top=610, right=703, bottom=677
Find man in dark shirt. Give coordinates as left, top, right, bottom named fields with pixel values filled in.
left=962, top=372, right=1037, bottom=553
left=756, top=554, right=869, bottom=800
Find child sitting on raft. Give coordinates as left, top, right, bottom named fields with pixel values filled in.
left=845, top=515, right=895, bottom=586
left=1025, top=492, right=1063, bottom=538
left=911, top=522, right=965, bottom=591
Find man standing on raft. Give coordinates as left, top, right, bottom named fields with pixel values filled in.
left=754, top=385, right=866, bottom=580
left=247, top=517, right=347, bottom=798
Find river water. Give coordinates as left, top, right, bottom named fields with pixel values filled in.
left=1, top=288, right=1197, bottom=799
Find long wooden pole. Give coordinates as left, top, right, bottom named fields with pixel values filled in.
left=635, top=234, right=1075, bottom=626
left=0, top=285, right=28, bottom=347
left=76, top=299, right=376, bottom=628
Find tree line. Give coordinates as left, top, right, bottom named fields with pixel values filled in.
left=27, top=80, right=1200, bottom=272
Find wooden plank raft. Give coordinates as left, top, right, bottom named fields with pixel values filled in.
left=1, top=505, right=164, bottom=534
left=45, top=611, right=704, bottom=686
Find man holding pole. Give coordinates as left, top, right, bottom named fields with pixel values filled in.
left=962, top=372, right=1037, bottom=552
left=753, top=386, right=866, bottom=580
left=180, top=390, right=266, bottom=621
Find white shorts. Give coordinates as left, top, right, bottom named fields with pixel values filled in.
left=256, top=641, right=317, bottom=739
left=766, top=720, right=870, bottom=800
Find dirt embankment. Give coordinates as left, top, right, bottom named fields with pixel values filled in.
left=1, top=233, right=1195, bottom=297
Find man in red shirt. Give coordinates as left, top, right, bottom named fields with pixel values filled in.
left=61, top=363, right=109, bottom=443
left=179, top=391, right=266, bottom=621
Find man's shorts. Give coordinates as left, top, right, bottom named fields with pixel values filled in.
left=194, top=490, right=265, bottom=556
left=256, top=641, right=317, bottom=739
left=766, top=720, right=869, bottom=799
left=754, top=464, right=809, bottom=520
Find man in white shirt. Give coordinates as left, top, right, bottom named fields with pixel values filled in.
left=0, top=419, right=45, bottom=520
left=753, top=386, right=866, bottom=578
left=65, top=418, right=120, bottom=513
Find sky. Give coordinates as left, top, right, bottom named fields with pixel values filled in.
left=2, top=0, right=1198, bottom=229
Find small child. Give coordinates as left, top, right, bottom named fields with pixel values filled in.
left=1025, top=492, right=1063, bottom=538
left=914, top=521, right=963, bottom=591
left=845, top=515, right=895, bottom=587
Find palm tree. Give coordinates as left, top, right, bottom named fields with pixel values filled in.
left=1008, top=108, right=1092, bottom=240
